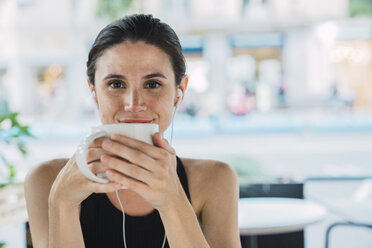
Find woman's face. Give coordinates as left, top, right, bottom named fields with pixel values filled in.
left=90, top=41, right=187, bottom=134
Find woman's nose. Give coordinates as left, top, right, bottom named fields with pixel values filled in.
left=124, top=90, right=147, bottom=112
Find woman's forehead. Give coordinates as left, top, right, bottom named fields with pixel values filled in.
left=95, top=41, right=174, bottom=80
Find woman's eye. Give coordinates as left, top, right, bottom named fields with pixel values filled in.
left=108, top=80, right=125, bottom=89
left=146, top=81, right=161, bottom=89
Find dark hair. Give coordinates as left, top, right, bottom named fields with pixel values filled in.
left=87, top=14, right=186, bottom=86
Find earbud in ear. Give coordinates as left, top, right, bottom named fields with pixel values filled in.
left=176, top=89, right=183, bottom=108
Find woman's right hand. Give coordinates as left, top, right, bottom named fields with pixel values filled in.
left=49, top=137, right=122, bottom=208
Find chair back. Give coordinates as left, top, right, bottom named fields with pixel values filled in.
left=239, top=183, right=304, bottom=248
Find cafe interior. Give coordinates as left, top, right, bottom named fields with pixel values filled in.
left=0, top=0, right=372, bottom=247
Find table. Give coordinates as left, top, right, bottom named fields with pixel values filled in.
left=239, top=197, right=327, bottom=248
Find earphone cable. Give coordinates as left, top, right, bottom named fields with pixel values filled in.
left=116, top=190, right=128, bottom=248
left=115, top=188, right=167, bottom=248
left=170, top=107, right=177, bottom=146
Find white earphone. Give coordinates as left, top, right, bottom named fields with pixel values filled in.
left=176, top=88, right=183, bottom=108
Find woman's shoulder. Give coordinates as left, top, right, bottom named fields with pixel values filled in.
left=180, top=157, right=238, bottom=210
left=24, top=159, right=69, bottom=248
left=25, top=158, right=68, bottom=187
left=181, top=157, right=237, bottom=181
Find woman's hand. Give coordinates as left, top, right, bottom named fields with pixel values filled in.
left=49, top=138, right=122, bottom=208
left=100, top=132, right=183, bottom=211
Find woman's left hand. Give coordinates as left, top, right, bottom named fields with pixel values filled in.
left=100, top=132, right=183, bottom=211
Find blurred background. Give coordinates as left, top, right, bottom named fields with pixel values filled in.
left=0, top=0, right=372, bottom=247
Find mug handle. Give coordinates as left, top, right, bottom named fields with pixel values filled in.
left=76, top=131, right=127, bottom=189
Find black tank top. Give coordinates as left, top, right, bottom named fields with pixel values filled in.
left=80, top=157, right=191, bottom=248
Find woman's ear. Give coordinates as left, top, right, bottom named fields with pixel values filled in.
left=87, top=79, right=98, bottom=106
left=177, top=75, right=188, bottom=103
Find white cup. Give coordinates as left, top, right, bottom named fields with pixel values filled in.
left=76, top=123, right=159, bottom=188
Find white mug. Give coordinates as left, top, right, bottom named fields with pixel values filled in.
left=76, top=123, right=159, bottom=188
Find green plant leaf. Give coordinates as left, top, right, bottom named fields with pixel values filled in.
left=0, top=111, right=34, bottom=183
left=8, top=164, right=16, bottom=179
left=350, top=0, right=372, bottom=17
left=17, top=143, right=27, bottom=156
left=96, top=0, right=134, bottom=20
left=19, top=125, right=33, bottom=136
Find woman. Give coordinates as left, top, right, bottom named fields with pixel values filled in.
left=25, top=14, right=240, bottom=248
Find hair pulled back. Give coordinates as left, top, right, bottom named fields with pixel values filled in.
left=87, top=14, right=186, bottom=86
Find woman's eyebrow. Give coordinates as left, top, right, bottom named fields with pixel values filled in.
left=103, top=73, right=167, bottom=80
left=143, top=73, right=167, bottom=79
left=103, top=73, right=126, bottom=81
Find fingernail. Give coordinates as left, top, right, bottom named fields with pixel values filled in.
left=111, top=134, right=119, bottom=140
left=115, top=183, right=122, bottom=189
left=101, top=155, right=108, bottom=163
left=106, top=170, right=113, bottom=176
left=102, top=140, right=112, bottom=149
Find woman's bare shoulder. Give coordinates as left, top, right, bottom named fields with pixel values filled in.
left=181, top=157, right=237, bottom=180
left=25, top=158, right=69, bottom=186
left=24, top=159, right=69, bottom=248
left=180, top=158, right=240, bottom=246
left=180, top=157, right=238, bottom=211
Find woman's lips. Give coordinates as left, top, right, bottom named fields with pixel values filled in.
left=120, top=119, right=153, bottom=123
